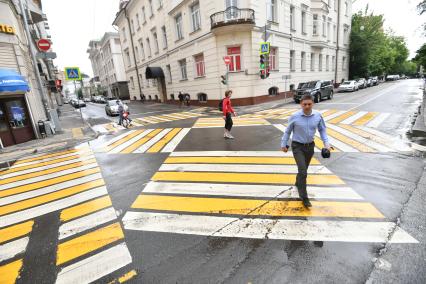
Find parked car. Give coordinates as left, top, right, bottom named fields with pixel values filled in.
left=72, top=99, right=86, bottom=108
left=83, top=97, right=91, bottom=102
left=386, top=75, right=400, bottom=81
left=105, top=99, right=128, bottom=116
left=371, top=76, right=379, bottom=86
left=337, top=80, right=358, bottom=92
left=366, top=78, right=373, bottom=87
left=356, top=78, right=367, bottom=89
left=294, top=80, right=334, bottom=103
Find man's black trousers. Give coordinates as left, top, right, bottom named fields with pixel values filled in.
left=291, top=141, right=315, bottom=199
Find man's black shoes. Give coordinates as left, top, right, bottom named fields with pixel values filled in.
left=302, top=198, right=312, bottom=208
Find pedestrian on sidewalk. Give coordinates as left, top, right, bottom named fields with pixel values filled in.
left=178, top=92, right=184, bottom=108
left=223, top=90, right=237, bottom=139
left=185, top=93, right=190, bottom=106
left=281, top=94, right=331, bottom=208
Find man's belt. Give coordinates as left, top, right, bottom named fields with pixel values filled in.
left=292, top=141, right=315, bottom=146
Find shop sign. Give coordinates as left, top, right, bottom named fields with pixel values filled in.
left=0, top=24, right=15, bottom=35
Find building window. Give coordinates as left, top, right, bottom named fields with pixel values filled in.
left=179, top=59, right=188, bottom=80
left=327, top=22, right=331, bottom=41
left=342, top=56, right=346, bottom=70
left=111, top=59, right=114, bottom=69
left=269, top=47, right=277, bottom=70
left=332, top=56, right=335, bottom=71
left=161, top=26, right=168, bottom=48
left=345, top=1, right=348, bottom=16
left=166, top=64, right=172, bottom=83
left=290, top=50, right=295, bottom=71
left=153, top=32, right=159, bottom=53
left=191, top=2, right=201, bottom=32
left=148, top=0, right=154, bottom=17
left=343, top=26, right=349, bottom=45
left=170, top=93, right=175, bottom=100
left=227, top=46, right=241, bottom=72
left=333, top=24, right=337, bottom=42
left=301, top=10, right=306, bottom=34
left=175, top=13, right=183, bottom=40
left=322, top=16, right=326, bottom=37
left=141, top=7, right=146, bottom=23
left=158, top=0, right=163, bottom=9
left=313, top=14, right=318, bottom=35
left=136, top=14, right=140, bottom=28
left=290, top=6, right=295, bottom=31
left=139, top=39, right=145, bottom=59
left=194, top=53, right=205, bottom=77
left=326, top=55, right=329, bottom=71
left=319, top=54, right=323, bottom=71
left=310, top=53, right=315, bottom=71
left=334, top=0, right=337, bottom=11
left=146, top=38, right=151, bottom=57
left=301, top=52, right=306, bottom=71
left=125, top=48, right=131, bottom=66
left=267, top=0, right=276, bottom=22
left=130, top=76, right=135, bottom=89
left=121, top=27, right=127, bottom=41
left=135, top=46, right=139, bottom=62
left=130, top=20, right=135, bottom=34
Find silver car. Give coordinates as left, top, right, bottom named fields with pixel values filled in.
left=105, top=100, right=128, bottom=116
left=338, top=80, right=358, bottom=92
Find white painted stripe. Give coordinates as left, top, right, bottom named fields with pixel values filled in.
left=143, top=182, right=363, bottom=200
left=161, top=128, right=191, bottom=153
left=0, top=173, right=103, bottom=206
left=99, top=130, right=137, bottom=149
left=56, top=242, right=132, bottom=284
left=315, top=131, right=359, bottom=152
left=326, top=124, right=393, bottom=152
left=273, top=124, right=287, bottom=133
left=356, top=125, right=394, bottom=140
left=108, top=129, right=155, bottom=153
left=0, top=163, right=99, bottom=191
left=136, top=117, right=161, bottom=124
left=0, top=187, right=108, bottom=228
left=340, top=111, right=368, bottom=124
left=0, top=155, right=95, bottom=179
left=323, top=110, right=348, bottom=121
left=159, top=164, right=332, bottom=174
left=9, top=149, right=92, bottom=169
left=123, top=212, right=418, bottom=243
left=91, top=125, right=109, bottom=134
left=134, top=128, right=172, bottom=153
left=59, top=207, right=117, bottom=240
left=0, top=237, right=29, bottom=262
left=147, top=116, right=169, bottom=122
left=130, top=121, right=144, bottom=127
left=366, top=113, right=391, bottom=128
left=170, top=151, right=295, bottom=157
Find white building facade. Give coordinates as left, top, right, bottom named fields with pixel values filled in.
left=87, top=32, right=129, bottom=99
left=113, top=0, right=351, bottom=106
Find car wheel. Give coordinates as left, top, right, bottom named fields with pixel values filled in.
left=328, top=91, right=333, bottom=100
left=314, top=94, right=320, bottom=103
left=294, top=99, right=300, bottom=104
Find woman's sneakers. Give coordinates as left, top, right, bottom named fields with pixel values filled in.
left=224, top=132, right=235, bottom=139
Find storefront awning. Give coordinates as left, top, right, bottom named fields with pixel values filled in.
left=145, top=67, right=165, bottom=79
left=0, top=69, right=30, bottom=93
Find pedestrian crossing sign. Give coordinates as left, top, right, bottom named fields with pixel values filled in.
left=64, top=67, right=81, bottom=80
left=260, top=42, right=270, bottom=55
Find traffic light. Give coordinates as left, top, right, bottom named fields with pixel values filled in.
left=260, top=55, right=265, bottom=69
left=265, top=68, right=270, bottom=78
left=260, top=69, right=265, bottom=79
left=221, top=75, right=227, bottom=85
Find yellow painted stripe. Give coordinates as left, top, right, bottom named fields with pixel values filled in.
left=164, top=156, right=321, bottom=165
left=0, top=167, right=101, bottom=198
left=353, top=112, right=379, bottom=126
left=0, top=220, right=34, bottom=245
left=147, top=128, right=182, bottom=153
left=118, top=270, right=138, bottom=283
left=0, top=179, right=105, bottom=217
left=104, top=124, right=116, bottom=131
left=56, top=222, right=124, bottom=265
left=132, top=195, right=384, bottom=218
left=338, top=124, right=388, bottom=145
left=328, top=111, right=356, bottom=124
left=0, top=154, right=90, bottom=176
left=72, top=128, right=84, bottom=139
left=321, top=109, right=340, bottom=118
left=313, top=136, right=340, bottom=152
left=105, top=130, right=146, bottom=152
left=0, top=259, right=23, bottom=284
left=13, top=148, right=83, bottom=165
left=326, top=128, right=376, bottom=152
left=152, top=171, right=344, bottom=185
left=120, top=129, right=163, bottom=154
left=145, top=117, right=164, bottom=122
left=60, top=195, right=112, bottom=222
left=0, top=158, right=97, bottom=185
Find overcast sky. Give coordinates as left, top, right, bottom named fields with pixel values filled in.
left=42, top=0, right=424, bottom=78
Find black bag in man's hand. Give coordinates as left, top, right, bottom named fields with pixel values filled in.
left=321, top=148, right=331, bottom=158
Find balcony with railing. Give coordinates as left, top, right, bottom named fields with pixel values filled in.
left=210, top=7, right=255, bottom=31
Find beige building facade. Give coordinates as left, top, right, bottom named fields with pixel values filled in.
left=113, top=0, right=351, bottom=106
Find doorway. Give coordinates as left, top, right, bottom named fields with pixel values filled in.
left=0, top=96, right=35, bottom=147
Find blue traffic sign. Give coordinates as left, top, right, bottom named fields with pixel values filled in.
left=260, top=42, right=270, bottom=55
left=64, top=67, right=81, bottom=80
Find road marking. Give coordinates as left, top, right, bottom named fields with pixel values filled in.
left=328, top=111, right=357, bottom=124
left=164, top=156, right=320, bottom=165
left=118, top=269, right=138, bottom=283
left=132, top=195, right=384, bottom=218
left=326, top=127, right=376, bottom=152
left=366, top=113, right=391, bottom=128
left=0, top=259, right=23, bottom=284
left=56, top=222, right=124, bottom=265
left=159, top=163, right=332, bottom=174
left=59, top=207, right=117, bottom=240
left=11, top=148, right=82, bottom=165
left=353, top=112, right=379, bottom=126
left=104, top=130, right=145, bottom=151
left=323, top=110, right=348, bottom=121
left=120, top=129, right=163, bottom=154
left=147, top=128, right=182, bottom=153
left=161, top=128, right=191, bottom=153
left=0, top=220, right=33, bottom=245
left=0, top=237, right=29, bottom=262
left=152, top=171, right=345, bottom=185
left=143, top=182, right=363, bottom=200
left=340, top=111, right=368, bottom=124
left=60, top=195, right=112, bottom=222
left=123, top=212, right=417, bottom=243
left=56, top=243, right=132, bottom=284
left=107, top=129, right=155, bottom=153
left=71, top=128, right=84, bottom=139
left=134, top=129, right=173, bottom=153
left=193, top=117, right=270, bottom=128
left=170, top=151, right=295, bottom=157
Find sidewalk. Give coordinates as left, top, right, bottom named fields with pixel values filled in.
left=412, top=86, right=426, bottom=137
left=0, top=104, right=97, bottom=163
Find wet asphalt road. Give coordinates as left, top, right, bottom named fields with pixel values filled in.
left=1, top=79, right=425, bottom=283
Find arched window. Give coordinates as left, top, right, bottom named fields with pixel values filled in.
left=268, top=86, right=279, bottom=96
left=197, top=92, right=207, bottom=102
left=290, top=84, right=295, bottom=91
left=170, top=93, right=175, bottom=100
left=155, top=95, right=159, bottom=101
left=148, top=95, right=152, bottom=100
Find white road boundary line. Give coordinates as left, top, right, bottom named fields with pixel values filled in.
left=162, top=128, right=191, bottom=153
left=170, top=151, right=295, bottom=157
left=0, top=236, right=29, bottom=262
left=134, top=128, right=172, bottom=153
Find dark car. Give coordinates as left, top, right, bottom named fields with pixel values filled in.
left=294, top=80, right=334, bottom=103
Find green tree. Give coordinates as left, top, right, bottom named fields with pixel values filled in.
left=414, top=43, right=426, bottom=70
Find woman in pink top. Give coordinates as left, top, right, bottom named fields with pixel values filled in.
left=222, top=90, right=237, bottom=139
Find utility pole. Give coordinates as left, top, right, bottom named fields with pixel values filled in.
left=18, top=0, right=50, bottom=120
left=334, top=0, right=341, bottom=84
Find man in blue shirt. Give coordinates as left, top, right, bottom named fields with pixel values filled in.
left=281, top=94, right=331, bottom=208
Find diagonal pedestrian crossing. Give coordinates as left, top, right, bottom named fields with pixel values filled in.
left=241, top=108, right=391, bottom=128
left=123, top=151, right=417, bottom=243
left=0, top=146, right=134, bottom=283
left=95, top=128, right=190, bottom=154
left=193, top=117, right=270, bottom=128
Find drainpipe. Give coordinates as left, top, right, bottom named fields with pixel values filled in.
left=334, top=0, right=341, bottom=84
left=124, top=8, right=142, bottom=100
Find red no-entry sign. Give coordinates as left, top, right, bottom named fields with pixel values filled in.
left=37, top=39, right=51, bottom=51
left=223, top=56, right=232, bottom=65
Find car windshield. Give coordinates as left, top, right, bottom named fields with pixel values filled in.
left=109, top=101, right=118, bottom=106
left=341, top=81, right=351, bottom=85
left=302, top=81, right=317, bottom=88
